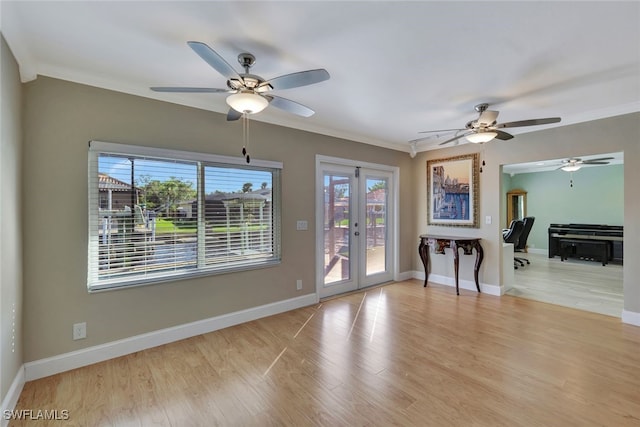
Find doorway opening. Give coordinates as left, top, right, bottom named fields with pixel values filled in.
left=501, top=152, right=624, bottom=317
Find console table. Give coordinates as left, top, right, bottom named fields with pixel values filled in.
left=418, top=235, right=483, bottom=295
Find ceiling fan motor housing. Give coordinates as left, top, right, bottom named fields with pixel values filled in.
left=227, top=74, right=266, bottom=91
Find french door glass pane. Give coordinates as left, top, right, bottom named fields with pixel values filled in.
left=365, top=177, right=387, bottom=276
left=323, top=173, right=351, bottom=285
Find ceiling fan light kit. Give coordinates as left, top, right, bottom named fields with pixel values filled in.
left=466, top=131, right=497, bottom=144
left=226, top=91, right=269, bottom=114
left=561, top=165, right=581, bottom=172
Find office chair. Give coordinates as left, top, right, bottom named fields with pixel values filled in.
left=503, top=219, right=525, bottom=269
left=514, top=216, right=535, bottom=267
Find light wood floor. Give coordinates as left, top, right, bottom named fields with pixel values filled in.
left=12, top=280, right=640, bottom=426
left=506, top=252, right=624, bottom=317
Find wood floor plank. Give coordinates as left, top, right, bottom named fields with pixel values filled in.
left=11, top=280, right=640, bottom=426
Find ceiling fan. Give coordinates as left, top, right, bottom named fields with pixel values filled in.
left=151, top=41, right=330, bottom=121
left=557, top=156, right=613, bottom=187
left=411, top=103, right=561, bottom=146
left=557, top=157, right=613, bottom=172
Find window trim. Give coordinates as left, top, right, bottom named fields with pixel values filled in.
left=87, top=140, right=282, bottom=292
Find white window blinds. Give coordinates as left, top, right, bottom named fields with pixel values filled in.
left=88, top=141, right=282, bottom=291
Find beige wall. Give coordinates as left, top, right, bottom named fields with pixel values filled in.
left=21, top=76, right=415, bottom=361
left=415, top=112, right=640, bottom=314
left=1, top=35, right=24, bottom=400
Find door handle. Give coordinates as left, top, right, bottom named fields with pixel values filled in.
left=354, top=231, right=360, bottom=236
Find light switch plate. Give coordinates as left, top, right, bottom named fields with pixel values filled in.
left=296, top=220, right=308, bottom=230
left=485, top=216, right=492, bottom=225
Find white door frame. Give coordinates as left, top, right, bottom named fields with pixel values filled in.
left=315, top=155, right=399, bottom=298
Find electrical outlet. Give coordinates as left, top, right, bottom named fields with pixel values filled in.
left=296, top=279, right=302, bottom=290
left=73, top=322, right=87, bottom=340
left=296, top=220, right=308, bottom=231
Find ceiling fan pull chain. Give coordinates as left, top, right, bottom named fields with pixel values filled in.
left=241, top=113, right=247, bottom=156
left=241, top=113, right=251, bottom=163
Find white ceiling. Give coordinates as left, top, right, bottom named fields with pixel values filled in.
left=2, top=1, right=639, bottom=155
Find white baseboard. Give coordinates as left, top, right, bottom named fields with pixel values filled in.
left=1, top=365, right=25, bottom=427
left=413, top=270, right=501, bottom=296
left=24, top=293, right=318, bottom=382
left=622, top=310, right=640, bottom=327
left=396, top=270, right=415, bottom=282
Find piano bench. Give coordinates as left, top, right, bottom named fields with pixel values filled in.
left=559, top=238, right=609, bottom=266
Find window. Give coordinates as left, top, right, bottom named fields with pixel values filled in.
left=88, top=141, right=282, bottom=291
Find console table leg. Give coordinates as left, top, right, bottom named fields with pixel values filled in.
left=473, top=241, right=483, bottom=293
left=451, top=241, right=460, bottom=295
left=418, top=241, right=430, bottom=287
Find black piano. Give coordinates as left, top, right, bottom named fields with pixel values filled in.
left=548, top=223, right=623, bottom=265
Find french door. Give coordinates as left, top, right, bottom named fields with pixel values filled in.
left=316, top=157, right=396, bottom=299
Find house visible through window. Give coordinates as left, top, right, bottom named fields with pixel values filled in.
left=88, top=141, right=282, bottom=291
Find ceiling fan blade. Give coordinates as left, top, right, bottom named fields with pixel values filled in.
left=496, top=117, right=561, bottom=128
left=439, top=133, right=470, bottom=146
left=265, top=95, right=315, bottom=117
left=260, top=69, right=330, bottom=91
left=583, top=157, right=614, bottom=163
left=418, top=128, right=465, bottom=134
left=582, top=161, right=610, bottom=165
left=227, top=108, right=242, bottom=121
left=478, top=110, right=499, bottom=126
left=150, top=87, right=231, bottom=93
left=494, top=130, right=514, bottom=140
left=187, top=41, right=242, bottom=81
left=408, top=136, right=433, bottom=144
